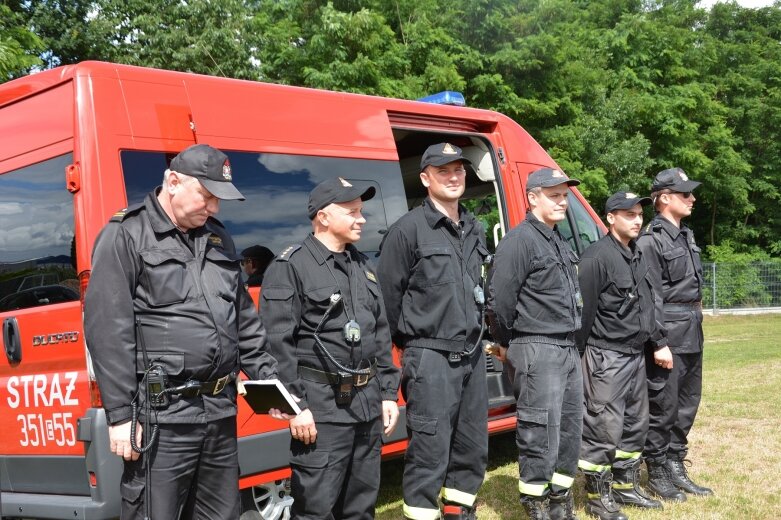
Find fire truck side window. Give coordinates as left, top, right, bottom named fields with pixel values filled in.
left=559, top=193, right=604, bottom=255
left=0, top=154, right=79, bottom=311
left=120, top=151, right=408, bottom=259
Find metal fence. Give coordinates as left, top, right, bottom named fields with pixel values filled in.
left=702, top=262, right=781, bottom=314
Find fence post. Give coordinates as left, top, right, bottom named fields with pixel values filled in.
left=711, top=263, right=717, bottom=315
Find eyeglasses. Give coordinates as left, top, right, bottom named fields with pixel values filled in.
left=675, top=192, right=693, bottom=199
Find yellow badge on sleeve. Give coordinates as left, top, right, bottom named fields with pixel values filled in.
left=365, top=271, right=377, bottom=283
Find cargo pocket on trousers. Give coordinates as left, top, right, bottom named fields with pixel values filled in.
left=517, top=406, right=549, bottom=456
left=120, top=472, right=145, bottom=506
left=406, top=412, right=439, bottom=465
left=646, top=362, right=669, bottom=392
left=289, top=449, right=329, bottom=469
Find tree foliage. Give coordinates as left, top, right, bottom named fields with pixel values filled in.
left=4, top=0, right=781, bottom=257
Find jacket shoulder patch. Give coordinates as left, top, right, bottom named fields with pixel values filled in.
left=276, top=245, right=301, bottom=262
left=109, top=202, right=143, bottom=223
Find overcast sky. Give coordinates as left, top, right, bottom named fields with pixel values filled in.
left=698, top=0, right=778, bottom=8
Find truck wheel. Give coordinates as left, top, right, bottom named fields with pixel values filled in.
left=239, top=479, right=293, bottom=520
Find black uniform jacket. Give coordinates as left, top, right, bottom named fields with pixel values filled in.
left=575, top=233, right=659, bottom=354
left=488, top=212, right=582, bottom=346
left=376, top=198, right=489, bottom=352
left=84, top=189, right=278, bottom=426
left=260, top=235, right=399, bottom=424
left=636, top=215, right=704, bottom=354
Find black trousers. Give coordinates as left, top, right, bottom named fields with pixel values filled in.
left=579, top=347, right=648, bottom=472
left=400, top=347, right=488, bottom=519
left=289, top=418, right=382, bottom=520
left=506, top=342, right=582, bottom=497
left=120, top=416, right=240, bottom=519
left=644, top=350, right=703, bottom=462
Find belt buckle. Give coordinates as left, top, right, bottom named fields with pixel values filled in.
left=212, top=374, right=230, bottom=395
left=354, top=373, right=369, bottom=387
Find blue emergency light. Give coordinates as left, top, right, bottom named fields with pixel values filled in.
left=417, top=91, right=466, bottom=106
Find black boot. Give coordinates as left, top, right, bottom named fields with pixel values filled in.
left=549, top=489, right=579, bottom=520
left=645, top=460, right=687, bottom=502
left=666, top=456, right=714, bottom=496
left=583, top=471, right=628, bottom=520
left=442, top=503, right=476, bottom=520
left=612, top=460, right=663, bottom=509
left=520, top=494, right=550, bottom=520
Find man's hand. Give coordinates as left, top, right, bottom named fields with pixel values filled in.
left=269, top=408, right=295, bottom=421
left=654, top=346, right=674, bottom=370
left=382, top=400, right=399, bottom=436
left=289, top=409, right=317, bottom=444
left=486, top=344, right=508, bottom=363
left=109, top=421, right=142, bottom=461
left=270, top=393, right=300, bottom=420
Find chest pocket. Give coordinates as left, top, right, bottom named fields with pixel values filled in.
left=306, top=286, right=341, bottom=328
left=606, top=274, right=634, bottom=315
left=528, top=255, right=565, bottom=293
left=205, top=247, right=241, bottom=303
left=663, top=247, right=688, bottom=283
left=413, top=246, right=455, bottom=287
left=140, top=250, right=190, bottom=307
left=262, top=286, right=295, bottom=333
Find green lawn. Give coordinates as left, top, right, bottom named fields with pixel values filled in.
left=376, top=313, right=781, bottom=519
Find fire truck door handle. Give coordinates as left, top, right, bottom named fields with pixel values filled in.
left=3, top=317, right=21, bottom=364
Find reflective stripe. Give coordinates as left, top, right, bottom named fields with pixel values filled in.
left=613, top=482, right=634, bottom=490
left=587, top=492, right=601, bottom=499
left=403, top=503, right=441, bottom=520
left=578, top=459, right=610, bottom=472
left=519, top=480, right=549, bottom=496
left=441, top=487, right=477, bottom=507
left=615, top=450, right=642, bottom=460
left=551, top=472, right=574, bottom=489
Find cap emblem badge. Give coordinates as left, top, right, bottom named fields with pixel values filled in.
left=339, top=177, right=353, bottom=187
left=222, top=160, right=232, bottom=181
left=551, top=169, right=563, bottom=178
left=442, top=143, right=457, bottom=154
left=679, top=172, right=689, bottom=181
left=625, top=192, right=637, bottom=198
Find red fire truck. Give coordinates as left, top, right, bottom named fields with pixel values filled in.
left=0, top=61, right=605, bottom=519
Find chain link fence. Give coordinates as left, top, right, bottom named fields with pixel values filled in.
left=702, top=262, right=781, bottom=314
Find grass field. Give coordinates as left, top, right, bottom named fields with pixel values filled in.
left=376, top=313, right=781, bottom=519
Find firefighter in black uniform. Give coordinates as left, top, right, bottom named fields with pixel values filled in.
left=261, top=177, right=400, bottom=520
left=84, top=144, right=279, bottom=519
left=576, top=192, right=670, bottom=520
left=377, top=143, right=490, bottom=520
left=637, top=168, right=714, bottom=498
left=487, top=167, right=582, bottom=520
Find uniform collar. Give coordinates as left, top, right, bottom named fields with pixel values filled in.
left=653, top=214, right=687, bottom=239
left=146, top=187, right=211, bottom=239
left=606, top=232, right=635, bottom=261
left=305, top=234, right=358, bottom=266
left=525, top=211, right=557, bottom=240
left=422, top=197, right=471, bottom=230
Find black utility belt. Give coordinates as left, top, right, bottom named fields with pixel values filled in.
left=166, top=372, right=237, bottom=397
left=299, top=362, right=377, bottom=387
left=664, top=302, right=702, bottom=312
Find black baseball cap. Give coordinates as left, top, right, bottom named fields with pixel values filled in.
left=420, top=142, right=472, bottom=170
left=170, top=144, right=245, bottom=201
left=651, top=167, right=701, bottom=193
left=241, top=245, right=275, bottom=263
left=307, top=177, right=376, bottom=219
left=605, top=191, right=652, bottom=214
left=526, top=167, right=580, bottom=191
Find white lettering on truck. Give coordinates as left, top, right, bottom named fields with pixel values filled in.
left=6, top=372, right=80, bottom=447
